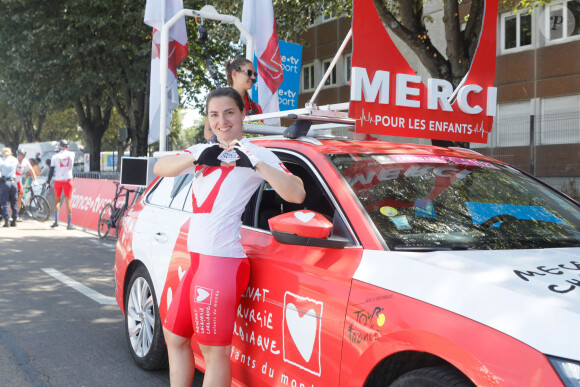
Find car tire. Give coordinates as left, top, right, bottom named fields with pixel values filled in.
left=124, top=266, right=168, bottom=370
left=390, top=365, right=474, bottom=387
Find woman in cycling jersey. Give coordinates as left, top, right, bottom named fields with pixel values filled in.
left=204, top=57, right=262, bottom=141
left=154, top=87, right=305, bottom=387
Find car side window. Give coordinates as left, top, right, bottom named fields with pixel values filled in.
left=147, top=174, right=193, bottom=209
left=244, top=155, right=337, bottom=231
left=147, top=177, right=175, bottom=207
left=169, top=174, right=194, bottom=210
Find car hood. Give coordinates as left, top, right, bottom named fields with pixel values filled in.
left=354, top=247, right=580, bottom=361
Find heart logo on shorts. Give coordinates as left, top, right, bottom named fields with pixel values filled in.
left=196, top=288, right=210, bottom=302
left=295, top=211, right=315, bottom=223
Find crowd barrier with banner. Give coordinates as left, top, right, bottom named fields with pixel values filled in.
left=51, top=178, right=141, bottom=231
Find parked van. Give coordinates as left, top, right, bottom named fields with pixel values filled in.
left=18, top=141, right=84, bottom=172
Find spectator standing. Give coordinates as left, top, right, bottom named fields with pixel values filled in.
left=0, top=148, right=19, bottom=227
left=41, top=159, right=51, bottom=177
left=29, top=158, right=42, bottom=177
left=47, top=139, right=75, bottom=230
left=225, top=57, right=262, bottom=115
left=15, top=150, right=38, bottom=219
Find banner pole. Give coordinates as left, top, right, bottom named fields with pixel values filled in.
left=159, top=0, right=168, bottom=152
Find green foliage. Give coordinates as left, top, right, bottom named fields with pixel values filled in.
left=40, top=109, right=82, bottom=143
left=504, top=0, right=554, bottom=13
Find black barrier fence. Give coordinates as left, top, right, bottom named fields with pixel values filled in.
left=74, top=171, right=120, bottom=181
left=472, top=112, right=580, bottom=200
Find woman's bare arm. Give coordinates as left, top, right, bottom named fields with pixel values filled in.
left=255, top=162, right=305, bottom=204
left=153, top=153, right=195, bottom=177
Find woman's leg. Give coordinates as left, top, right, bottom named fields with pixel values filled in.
left=164, top=328, right=195, bottom=387
left=199, top=344, right=232, bottom=387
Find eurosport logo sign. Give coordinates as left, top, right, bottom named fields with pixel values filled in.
left=252, top=40, right=302, bottom=111
left=349, top=0, right=499, bottom=143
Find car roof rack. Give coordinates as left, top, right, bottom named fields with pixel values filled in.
left=243, top=102, right=355, bottom=139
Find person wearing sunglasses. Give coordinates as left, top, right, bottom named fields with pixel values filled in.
left=225, top=57, right=262, bottom=116
left=203, top=57, right=263, bottom=143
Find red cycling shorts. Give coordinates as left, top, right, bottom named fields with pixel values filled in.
left=163, top=253, right=250, bottom=346
left=17, top=181, right=23, bottom=195
left=54, top=179, right=73, bottom=198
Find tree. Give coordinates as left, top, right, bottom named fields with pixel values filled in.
left=0, top=0, right=549, bottom=163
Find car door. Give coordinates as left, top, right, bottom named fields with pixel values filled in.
left=133, top=175, right=193, bottom=303
left=234, top=152, right=364, bottom=386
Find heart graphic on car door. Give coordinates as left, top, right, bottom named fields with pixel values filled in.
left=285, top=303, right=317, bottom=362
left=282, top=292, right=323, bottom=376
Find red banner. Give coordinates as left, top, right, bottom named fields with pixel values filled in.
left=57, top=179, right=139, bottom=231
left=349, top=0, right=498, bottom=143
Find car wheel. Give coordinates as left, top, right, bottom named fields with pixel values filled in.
left=124, top=266, right=168, bottom=370
left=390, top=365, right=474, bottom=387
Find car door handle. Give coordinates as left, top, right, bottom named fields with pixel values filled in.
left=153, top=232, right=168, bottom=243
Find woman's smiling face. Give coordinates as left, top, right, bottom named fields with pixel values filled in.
left=207, top=96, right=246, bottom=143
left=232, top=62, right=257, bottom=91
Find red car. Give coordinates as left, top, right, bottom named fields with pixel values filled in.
left=114, top=135, right=580, bottom=386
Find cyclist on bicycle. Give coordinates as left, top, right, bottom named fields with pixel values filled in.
left=47, top=139, right=75, bottom=230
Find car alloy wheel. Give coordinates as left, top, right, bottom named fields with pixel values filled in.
left=124, top=266, right=168, bottom=370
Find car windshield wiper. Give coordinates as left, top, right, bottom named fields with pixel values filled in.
left=391, top=244, right=472, bottom=252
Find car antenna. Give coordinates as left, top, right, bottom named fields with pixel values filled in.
left=198, top=10, right=220, bottom=88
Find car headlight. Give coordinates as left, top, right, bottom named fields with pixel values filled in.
left=548, top=355, right=580, bottom=387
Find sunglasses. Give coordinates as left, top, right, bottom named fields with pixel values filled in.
left=235, top=68, right=258, bottom=78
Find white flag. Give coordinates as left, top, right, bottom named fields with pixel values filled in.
left=145, top=0, right=189, bottom=145
left=242, top=0, right=284, bottom=125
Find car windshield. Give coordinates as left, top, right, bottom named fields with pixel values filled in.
left=329, top=153, right=580, bottom=251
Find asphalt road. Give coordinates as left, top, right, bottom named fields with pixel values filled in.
left=0, top=219, right=203, bottom=386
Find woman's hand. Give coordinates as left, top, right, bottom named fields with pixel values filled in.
left=218, top=140, right=261, bottom=168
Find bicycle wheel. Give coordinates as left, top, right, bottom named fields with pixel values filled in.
left=29, top=195, right=51, bottom=221
left=98, top=203, right=115, bottom=239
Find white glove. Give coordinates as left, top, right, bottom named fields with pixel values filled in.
left=234, top=142, right=261, bottom=169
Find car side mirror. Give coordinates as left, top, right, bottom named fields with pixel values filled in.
left=268, top=210, right=349, bottom=249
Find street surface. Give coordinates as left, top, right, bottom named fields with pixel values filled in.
left=0, top=219, right=203, bottom=386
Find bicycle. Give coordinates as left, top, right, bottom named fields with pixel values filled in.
left=19, top=182, right=51, bottom=221
left=98, top=181, right=142, bottom=239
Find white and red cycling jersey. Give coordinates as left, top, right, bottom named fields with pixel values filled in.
left=15, top=158, right=32, bottom=183
left=50, top=150, right=75, bottom=181
left=180, top=138, right=290, bottom=258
